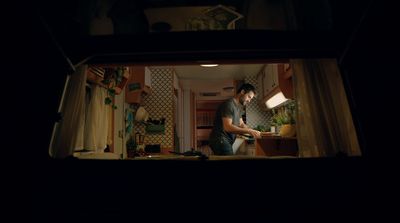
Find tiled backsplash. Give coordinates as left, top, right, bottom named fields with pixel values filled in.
left=244, top=75, right=272, bottom=129
left=132, top=68, right=174, bottom=150
left=244, top=74, right=296, bottom=130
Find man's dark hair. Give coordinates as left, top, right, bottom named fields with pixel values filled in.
left=237, top=83, right=256, bottom=95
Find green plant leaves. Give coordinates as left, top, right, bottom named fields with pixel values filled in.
left=101, top=66, right=127, bottom=110
left=254, top=125, right=267, bottom=132
left=102, top=78, right=112, bottom=85
left=105, top=97, right=112, bottom=105
left=108, top=88, right=116, bottom=97
left=270, top=102, right=296, bottom=126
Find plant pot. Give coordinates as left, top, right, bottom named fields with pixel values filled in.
left=279, top=124, right=296, bottom=137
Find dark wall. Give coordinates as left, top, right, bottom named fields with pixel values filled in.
left=339, top=0, right=397, bottom=157
left=11, top=0, right=397, bottom=221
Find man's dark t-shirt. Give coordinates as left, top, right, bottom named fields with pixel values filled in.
left=209, top=98, right=244, bottom=145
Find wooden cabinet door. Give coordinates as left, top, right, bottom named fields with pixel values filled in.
left=144, top=67, right=152, bottom=87
left=255, top=137, right=298, bottom=156
left=270, top=64, right=278, bottom=89
left=125, top=66, right=145, bottom=104
left=257, top=71, right=264, bottom=99
left=263, top=65, right=272, bottom=96
left=263, top=64, right=279, bottom=97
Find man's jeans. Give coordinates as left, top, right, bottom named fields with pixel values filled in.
left=209, top=137, right=233, bottom=155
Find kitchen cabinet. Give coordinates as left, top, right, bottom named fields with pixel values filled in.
left=260, top=63, right=294, bottom=108
left=255, top=136, right=298, bottom=156
left=262, top=64, right=279, bottom=97
left=125, top=66, right=152, bottom=104
left=257, top=68, right=264, bottom=96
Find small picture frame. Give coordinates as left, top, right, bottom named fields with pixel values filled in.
left=203, top=5, right=243, bottom=29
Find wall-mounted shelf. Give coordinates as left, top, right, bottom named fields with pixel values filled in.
left=86, top=66, right=129, bottom=95
left=145, top=124, right=165, bottom=134
left=195, top=100, right=224, bottom=151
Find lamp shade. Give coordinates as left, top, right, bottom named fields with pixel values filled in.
left=135, top=106, right=149, bottom=122
left=266, top=91, right=288, bottom=109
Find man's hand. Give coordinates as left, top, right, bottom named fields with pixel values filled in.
left=248, top=129, right=261, bottom=139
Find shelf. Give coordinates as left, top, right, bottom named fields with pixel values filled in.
left=197, top=126, right=213, bottom=129
left=145, top=124, right=165, bottom=134
left=196, top=110, right=215, bottom=127
left=197, top=135, right=210, bottom=141
left=197, top=128, right=212, bottom=141
left=195, top=100, right=223, bottom=150
left=196, top=109, right=216, bottom=112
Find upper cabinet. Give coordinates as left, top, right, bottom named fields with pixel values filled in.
left=262, top=64, right=279, bottom=97
left=125, top=66, right=152, bottom=104
left=259, top=63, right=293, bottom=109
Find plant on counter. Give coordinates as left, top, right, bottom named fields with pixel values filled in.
left=269, top=102, right=297, bottom=137
left=126, top=137, right=137, bottom=151
left=270, top=102, right=296, bottom=126
left=254, top=125, right=267, bottom=132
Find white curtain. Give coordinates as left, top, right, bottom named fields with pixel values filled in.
left=291, top=59, right=361, bottom=157
left=84, top=85, right=110, bottom=152
left=49, top=65, right=112, bottom=158
left=49, top=65, right=87, bottom=158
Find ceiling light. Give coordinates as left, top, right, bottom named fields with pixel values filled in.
left=200, top=64, right=219, bottom=67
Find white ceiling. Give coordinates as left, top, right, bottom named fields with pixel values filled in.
left=153, top=64, right=264, bottom=80
left=150, top=63, right=265, bottom=100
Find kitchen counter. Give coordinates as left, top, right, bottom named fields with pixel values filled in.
left=126, top=154, right=297, bottom=160
left=261, top=135, right=297, bottom=140
left=256, top=136, right=298, bottom=156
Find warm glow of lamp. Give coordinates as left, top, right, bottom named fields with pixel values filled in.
left=200, top=64, right=219, bottom=67
left=266, top=92, right=288, bottom=109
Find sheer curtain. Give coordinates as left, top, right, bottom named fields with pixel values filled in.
left=291, top=59, right=361, bottom=157
left=83, top=85, right=110, bottom=152
left=49, top=65, right=87, bottom=158
left=49, top=65, right=112, bottom=158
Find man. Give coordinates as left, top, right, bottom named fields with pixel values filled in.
left=209, top=83, right=261, bottom=155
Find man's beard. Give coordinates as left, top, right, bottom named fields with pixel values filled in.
left=239, top=97, right=246, bottom=106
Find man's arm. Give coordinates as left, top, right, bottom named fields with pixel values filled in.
left=239, top=118, right=248, bottom=128
left=222, top=117, right=261, bottom=138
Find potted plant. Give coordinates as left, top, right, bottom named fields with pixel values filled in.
left=270, top=103, right=296, bottom=137
left=101, top=67, right=129, bottom=109
left=126, top=136, right=137, bottom=158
